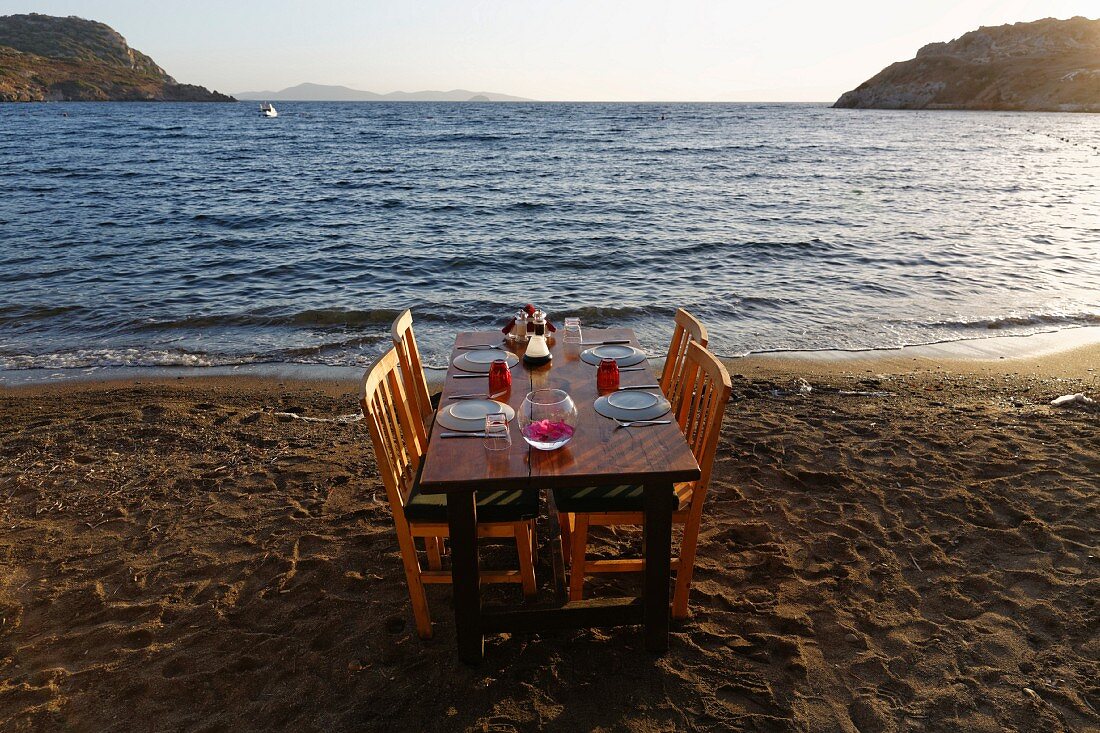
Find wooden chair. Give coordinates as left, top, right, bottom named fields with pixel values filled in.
left=390, top=309, right=435, bottom=446
left=659, top=308, right=709, bottom=414
left=361, top=347, right=538, bottom=639
left=555, top=342, right=732, bottom=619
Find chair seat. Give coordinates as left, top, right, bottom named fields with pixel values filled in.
left=553, top=484, right=681, bottom=514
left=405, top=484, right=539, bottom=524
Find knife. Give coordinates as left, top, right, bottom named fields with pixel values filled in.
left=580, top=339, right=631, bottom=345
left=616, top=384, right=661, bottom=390
left=440, top=432, right=488, bottom=438
left=615, top=420, right=673, bottom=428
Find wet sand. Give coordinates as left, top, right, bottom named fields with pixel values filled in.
left=0, top=340, right=1097, bottom=731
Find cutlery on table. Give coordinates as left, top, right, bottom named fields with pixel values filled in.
left=447, top=392, right=506, bottom=400
left=615, top=420, right=672, bottom=429
left=457, top=344, right=505, bottom=350
left=615, top=384, right=661, bottom=391
left=440, top=432, right=488, bottom=438
left=452, top=374, right=487, bottom=379
left=618, top=366, right=649, bottom=372
left=580, top=339, right=631, bottom=345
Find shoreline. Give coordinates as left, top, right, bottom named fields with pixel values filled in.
left=732, top=325, right=1100, bottom=381
left=3, top=326, right=1097, bottom=392
left=740, top=324, right=1100, bottom=362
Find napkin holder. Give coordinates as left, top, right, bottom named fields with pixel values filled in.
left=523, top=334, right=552, bottom=366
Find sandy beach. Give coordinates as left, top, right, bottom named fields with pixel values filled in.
left=1, top=338, right=1097, bottom=732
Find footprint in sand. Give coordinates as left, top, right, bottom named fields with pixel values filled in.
left=848, top=696, right=893, bottom=733
left=121, top=628, right=155, bottom=649
left=161, top=657, right=189, bottom=678
left=140, top=405, right=167, bottom=422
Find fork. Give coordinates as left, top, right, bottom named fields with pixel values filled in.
left=447, top=392, right=505, bottom=400
left=615, top=420, right=672, bottom=429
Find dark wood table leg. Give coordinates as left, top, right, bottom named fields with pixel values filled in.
left=547, top=490, right=568, bottom=604
left=447, top=489, right=483, bottom=663
left=642, top=480, right=673, bottom=652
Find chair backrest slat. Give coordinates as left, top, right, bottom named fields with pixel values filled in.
left=660, top=308, right=709, bottom=413
left=673, top=342, right=732, bottom=507
left=361, top=347, right=425, bottom=511
left=391, top=309, right=433, bottom=444
left=383, top=372, right=411, bottom=475
left=686, top=371, right=708, bottom=455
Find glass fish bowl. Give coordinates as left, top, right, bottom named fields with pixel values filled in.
left=518, top=389, right=577, bottom=450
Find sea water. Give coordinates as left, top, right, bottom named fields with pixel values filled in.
left=1, top=102, right=1097, bottom=375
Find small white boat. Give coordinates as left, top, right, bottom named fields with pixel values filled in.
left=259, top=103, right=278, bottom=118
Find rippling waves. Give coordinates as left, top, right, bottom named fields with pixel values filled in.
left=1, top=102, right=1098, bottom=371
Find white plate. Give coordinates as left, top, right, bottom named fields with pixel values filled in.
left=436, top=400, right=515, bottom=432
left=452, top=351, right=520, bottom=373
left=462, top=349, right=508, bottom=365
left=579, top=345, right=647, bottom=368
left=594, top=394, right=671, bottom=422
left=591, top=344, right=637, bottom=360
left=606, top=391, right=659, bottom=410
left=449, top=399, right=502, bottom=420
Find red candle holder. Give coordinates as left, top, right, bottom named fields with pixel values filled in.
left=489, top=359, right=512, bottom=394
left=597, top=358, right=620, bottom=392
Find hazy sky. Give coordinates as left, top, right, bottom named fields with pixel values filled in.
left=2, top=1, right=1096, bottom=100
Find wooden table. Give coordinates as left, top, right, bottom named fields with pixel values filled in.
left=418, top=328, right=701, bottom=663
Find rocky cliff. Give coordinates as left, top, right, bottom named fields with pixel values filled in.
left=0, top=14, right=233, bottom=102
left=834, top=17, right=1099, bottom=112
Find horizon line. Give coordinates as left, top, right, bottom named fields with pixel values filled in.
left=231, top=98, right=837, bottom=104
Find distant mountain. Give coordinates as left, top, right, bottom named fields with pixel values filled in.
left=834, top=16, right=1100, bottom=112
left=235, top=82, right=532, bottom=102
left=0, top=14, right=233, bottom=102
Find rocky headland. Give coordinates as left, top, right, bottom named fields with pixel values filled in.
left=834, top=16, right=1099, bottom=112
left=0, top=14, right=233, bottom=102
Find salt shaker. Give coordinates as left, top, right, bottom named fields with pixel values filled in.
left=511, top=310, right=528, bottom=342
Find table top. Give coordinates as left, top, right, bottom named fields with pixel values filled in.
left=418, top=327, right=701, bottom=494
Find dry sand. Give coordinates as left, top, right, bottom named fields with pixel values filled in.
left=0, top=340, right=1097, bottom=732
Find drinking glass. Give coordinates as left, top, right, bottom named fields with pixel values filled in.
left=563, top=317, right=582, bottom=344
left=488, top=359, right=512, bottom=394
left=484, top=412, right=511, bottom=452
left=519, top=389, right=577, bottom=450
left=597, top=358, right=620, bottom=391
